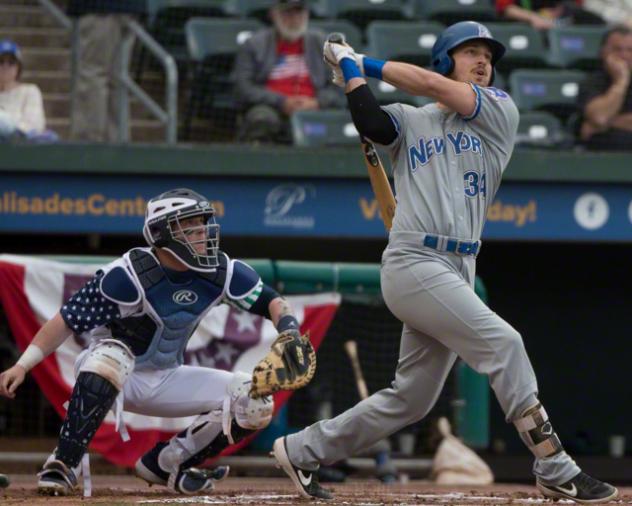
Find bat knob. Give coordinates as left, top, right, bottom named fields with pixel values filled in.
left=327, top=32, right=346, bottom=44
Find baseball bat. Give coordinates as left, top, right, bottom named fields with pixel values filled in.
left=326, top=33, right=397, bottom=231
left=361, top=139, right=396, bottom=231
left=344, top=340, right=369, bottom=400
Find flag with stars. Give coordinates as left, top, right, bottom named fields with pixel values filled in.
left=0, top=254, right=341, bottom=467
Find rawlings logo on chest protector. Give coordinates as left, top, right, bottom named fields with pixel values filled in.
left=172, top=289, right=199, bottom=305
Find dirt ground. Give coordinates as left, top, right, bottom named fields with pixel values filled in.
left=1, top=475, right=631, bottom=505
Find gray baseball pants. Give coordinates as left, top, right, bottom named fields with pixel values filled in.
left=286, top=235, right=580, bottom=485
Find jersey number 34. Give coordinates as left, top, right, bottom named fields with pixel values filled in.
left=464, top=170, right=486, bottom=198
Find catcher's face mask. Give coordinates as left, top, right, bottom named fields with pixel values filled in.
left=143, top=188, right=220, bottom=272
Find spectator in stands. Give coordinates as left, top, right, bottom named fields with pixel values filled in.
left=578, top=25, right=632, bottom=150
left=584, top=0, right=632, bottom=28
left=234, top=0, right=345, bottom=143
left=66, top=1, right=146, bottom=142
left=0, top=39, right=54, bottom=143
left=495, top=1, right=604, bottom=30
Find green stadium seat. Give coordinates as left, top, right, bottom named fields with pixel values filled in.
left=309, top=19, right=364, bottom=50
left=183, top=17, right=264, bottom=139
left=509, top=69, right=586, bottom=119
left=547, top=25, right=607, bottom=70
left=404, top=0, right=496, bottom=24
left=366, top=20, right=444, bottom=66
left=136, top=1, right=226, bottom=80
left=516, top=111, right=568, bottom=148
left=185, top=17, right=262, bottom=61
left=291, top=110, right=361, bottom=147
left=367, top=78, right=418, bottom=106
left=482, top=23, right=548, bottom=70
left=313, top=0, right=405, bottom=30
left=222, top=0, right=275, bottom=20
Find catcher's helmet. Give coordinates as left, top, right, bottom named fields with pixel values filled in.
left=143, top=188, right=220, bottom=272
left=431, top=21, right=505, bottom=85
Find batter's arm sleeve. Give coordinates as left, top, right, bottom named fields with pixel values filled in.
left=461, top=85, right=519, bottom=156
left=234, top=36, right=285, bottom=110
left=347, top=84, right=398, bottom=145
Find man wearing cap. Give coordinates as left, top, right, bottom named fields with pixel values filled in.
left=234, top=0, right=345, bottom=143
left=0, top=39, right=46, bottom=140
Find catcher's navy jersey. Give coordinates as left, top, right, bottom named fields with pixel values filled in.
left=60, top=247, right=264, bottom=369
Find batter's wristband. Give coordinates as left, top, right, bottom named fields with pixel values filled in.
left=16, top=344, right=45, bottom=372
left=276, top=314, right=300, bottom=334
left=363, top=57, right=386, bottom=80
left=340, top=58, right=362, bottom=82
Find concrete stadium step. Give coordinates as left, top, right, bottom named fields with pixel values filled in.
left=22, top=70, right=70, bottom=93
left=21, top=48, right=70, bottom=72
left=44, top=93, right=157, bottom=120
left=48, top=118, right=169, bottom=143
left=3, top=27, right=70, bottom=48
left=0, top=5, right=59, bottom=27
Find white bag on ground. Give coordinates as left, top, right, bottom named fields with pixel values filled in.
left=431, top=417, right=494, bottom=485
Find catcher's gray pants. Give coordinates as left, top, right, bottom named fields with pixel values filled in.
left=286, top=235, right=580, bottom=485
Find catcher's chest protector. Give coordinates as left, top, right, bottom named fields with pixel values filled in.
left=124, top=248, right=226, bottom=369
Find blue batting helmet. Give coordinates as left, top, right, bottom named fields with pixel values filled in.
left=431, top=21, right=505, bottom=85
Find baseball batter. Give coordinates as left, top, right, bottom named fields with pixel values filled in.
left=272, top=22, right=617, bottom=504
left=0, top=188, right=313, bottom=496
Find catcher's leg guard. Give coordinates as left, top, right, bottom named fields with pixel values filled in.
left=55, top=340, right=134, bottom=468
left=513, top=402, right=564, bottom=459
left=136, top=417, right=247, bottom=494
left=136, top=373, right=272, bottom=494
left=227, top=372, right=273, bottom=437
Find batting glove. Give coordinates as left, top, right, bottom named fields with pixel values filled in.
left=323, top=40, right=361, bottom=67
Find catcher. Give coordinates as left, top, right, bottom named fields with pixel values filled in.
left=0, top=188, right=315, bottom=496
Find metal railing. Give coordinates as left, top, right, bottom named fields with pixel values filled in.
left=37, top=0, right=71, bottom=30
left=36, top=1, right=178, bottom=144
left=118, top=19, right=178, bottom=144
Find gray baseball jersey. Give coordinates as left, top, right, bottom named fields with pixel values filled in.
left=381, top=84, right=518, bottom=241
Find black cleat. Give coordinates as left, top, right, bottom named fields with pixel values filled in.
left=37, top=459, right=78, bottom=496
left=272, top=437, right=333, bottom=500
left=537, top=472, right=618, bottom=504
left=135, top=441, right=229, bottom=494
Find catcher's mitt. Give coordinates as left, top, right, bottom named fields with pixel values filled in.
left=250, top=330, right=316, bottom=398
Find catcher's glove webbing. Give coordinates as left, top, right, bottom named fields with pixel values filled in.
left=250, top=330, right=316, bottom=398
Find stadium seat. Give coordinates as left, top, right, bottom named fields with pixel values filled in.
left=482, top=23, right=548, bottom=70
left=291, top=110, right=361, bottom=147
left=509, top=69, right=586, bottom=120
left=222, top=0, right=275, bottom=20
left=183, top=17, right=264, bottom=139
left=404, top=0, right=496, bottom=24
left=516, top=111, right=568, bottom=148
left=367, top=78, right=418, bottom=106
left=366, top=21, right=444, bottom=66
left=136, top=0, right=226, bottom=81
left=309, top=19, right=364, bottom=50
left=145, top=0, right=226, bottom=58
left=547, top=25, right=607, bottom=70
left=312, top=0, right=405, bottom=30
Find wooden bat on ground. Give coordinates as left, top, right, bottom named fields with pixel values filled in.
left=344, top=339, right=399, bottom=483
left=344, top=339, right=369, bottom=400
